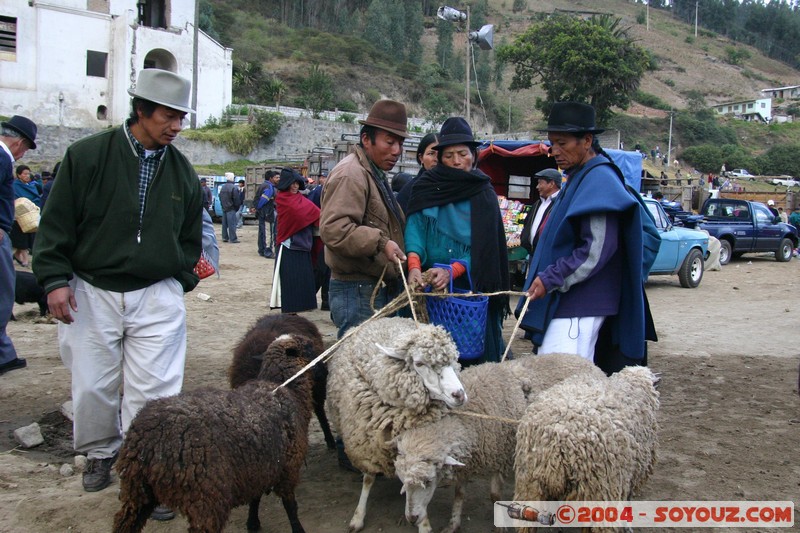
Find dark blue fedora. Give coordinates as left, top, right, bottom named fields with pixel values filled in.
left=1, top=115, right=38, bottom=149
left=543, top=102, right=605, bottom=134
left=434, top=117, right=481, bottom=150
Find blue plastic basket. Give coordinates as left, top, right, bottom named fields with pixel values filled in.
left=425, top=261, right=488, bottom=360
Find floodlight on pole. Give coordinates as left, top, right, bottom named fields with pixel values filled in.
left=437, top=6, right=493, bottom=123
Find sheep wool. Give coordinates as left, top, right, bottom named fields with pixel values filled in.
left=395, top=353, right=605, bottom=533
left=514, top=365, right=659, bottom=533
left=325, top=317, right=466, bottom=532
left=228, top=313, right=335, bottom=449
left=113, top=335, right=315, bottom=533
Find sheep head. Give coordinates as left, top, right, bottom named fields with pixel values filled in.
left=255, top=334, right=316, bottom=385
left=374, top=324, right=466, bottom=409
left=395, top=444, right=464, bottom=527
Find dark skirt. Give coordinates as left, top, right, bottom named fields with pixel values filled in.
left=10, top=221, right=35, bottom=251
left=278, top=247, right=317, bottom=313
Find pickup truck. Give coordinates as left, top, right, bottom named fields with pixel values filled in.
left=698, top=198, right=798, bottom=264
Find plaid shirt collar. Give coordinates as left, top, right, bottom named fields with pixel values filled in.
left=124, top=120, right=166, bottom=160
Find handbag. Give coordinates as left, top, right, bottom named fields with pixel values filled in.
left=193, top=252, right=216, bottom=279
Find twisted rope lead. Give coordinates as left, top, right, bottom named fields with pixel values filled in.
left=274, top=284, right=532, bottom=392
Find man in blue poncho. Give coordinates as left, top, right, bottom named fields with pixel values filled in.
left=518, top=102, right=659, bottom=374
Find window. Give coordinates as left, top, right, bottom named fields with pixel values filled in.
left=86, top=50, right=108, bottom=78
left=0, top=15, right=16, bottom=61
left=138, top=0, right=167, bottom=29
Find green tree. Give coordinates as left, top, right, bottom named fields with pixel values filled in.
left=512, top=0, right=527, bottom=13
left=364, top=0, right=393, bottom=55
left=405, top=0, right=424, bottom=64
left=496, top=14, right=650, bottom=122
left=435, top=18, right=455, bottom=74
left=199, top=0, right=220, bottom=41
left=261, top=78, right=286, bottom=107
left=297, top=64, right=335, bottom=118
left=756, top=145, right=800, bottom=177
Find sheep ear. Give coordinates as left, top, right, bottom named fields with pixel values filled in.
left=444, top=456, right=465, bottom=467
left=376, top=343, right=405, bottom=360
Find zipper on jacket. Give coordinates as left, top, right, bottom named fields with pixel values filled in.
left=136, top=155, right=165, bottom=245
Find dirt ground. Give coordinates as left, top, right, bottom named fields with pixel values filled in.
left=2, top=222, right=799, bottom=533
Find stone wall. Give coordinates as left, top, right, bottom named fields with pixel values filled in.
left=18, top=117, right=361, bottom=169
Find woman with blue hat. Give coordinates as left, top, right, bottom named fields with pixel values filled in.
left=405, top=117, right=510, bottom=364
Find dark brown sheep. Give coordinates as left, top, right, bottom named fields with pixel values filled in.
left=229, top=313, right=335, bottom=449
left=113, top=334, right=314, bottom=533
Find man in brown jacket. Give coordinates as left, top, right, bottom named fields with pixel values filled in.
left=320, top=100, right=408, bottom=339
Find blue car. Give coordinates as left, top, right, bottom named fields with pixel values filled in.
left=644, top=198, right=709, bottom=288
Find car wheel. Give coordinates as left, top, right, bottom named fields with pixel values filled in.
left=719, top=240, right=732, bottom=265
left=775, top=238, right=793, bottom=262
left=678, top=248, right=704, bottom=288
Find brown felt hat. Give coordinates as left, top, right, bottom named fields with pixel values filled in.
left=359, top=100, right=409, bottom=139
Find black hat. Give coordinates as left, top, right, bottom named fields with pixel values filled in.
left=277, top=168, right=306, bottom=191
left=542, top=102, right=605, bottom=134
left=199, top=177, right=207, bottom=183
left=434, top=117, right=480, bottom=150
left=534, top=168, right=562, bottom=182
left=1, top=115, right=38, bottom=149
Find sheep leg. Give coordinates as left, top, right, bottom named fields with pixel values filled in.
left=246, top=495, right=262, bottom=531
left=348, top=473, right=375, bottom=532
left=112, top=503, right=151, bottom=533
left=313, top=395, right=336, bottom=449
left=441, top=481, right=465, bottom=533
left=281, top=493, right=306, bottom=533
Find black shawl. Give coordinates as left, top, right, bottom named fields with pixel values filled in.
left=407, top=164, right=509, bottom=295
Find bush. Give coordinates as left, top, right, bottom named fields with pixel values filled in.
left=756, top=145, right=800, bottom=177
left=336, top=113, right=356, bottom=124
left=636, top=10, right=646, bottom=25
left=251, top=110, right=284, bottom=145
left=633, top=90, right=671, bottom=111
left=183, top=124, right=261, bottom=156
left=685, top=35, right=695, bottom=45
left=663, top=78, right=675, bottom=87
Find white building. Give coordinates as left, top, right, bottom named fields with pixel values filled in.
left=761, top=85, right=800, bottom=100
left=0, top=0, right=232, bottom=128
left=711, top=97, right=772, bottom=123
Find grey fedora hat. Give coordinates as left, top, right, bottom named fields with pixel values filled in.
left=127, top=68, right=195, bottom=114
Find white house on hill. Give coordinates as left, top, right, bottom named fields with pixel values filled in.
left=761, top=85, right=800, bottom=100
left=711, top=97, right=772, bottom=123
left=0, top=0, right=232, bottom=128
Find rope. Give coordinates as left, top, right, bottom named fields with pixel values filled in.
left=451, top=410, right=520, bottom=425
left=273, top=288, right=531, bottom=392
left=396, top=257, right=419, bottom=324
left=501, top=295, right=531, bottom=363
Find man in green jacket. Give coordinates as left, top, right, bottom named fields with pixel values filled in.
left=33, top=69, right=202, bottom=510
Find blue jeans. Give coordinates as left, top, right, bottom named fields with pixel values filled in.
left=222, top=211, right=238, bottom=242
left=0, top=230, right=18, bottom=365
left=328, top=279, right=389, bottom=339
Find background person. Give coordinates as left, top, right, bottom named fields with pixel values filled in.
left=519, top=168, right=562, bottom=257
left=270, top=168, right=319, bottom=313
left=518, top=102, right=658, bottom=374
left=396, top=132, right=439, bottom=213
left=254, top=170, right=278, bottom=258
left=199, top=177, right=212, bottom=217
left=10, top=164, right=40, bottom=267
left=0, top=115, right=38, bottom=376
left=218, top=172, right=241, bottom=243
left=32, top=69, right=202, bottom=515
left=405, top=117, right=510, bottom=365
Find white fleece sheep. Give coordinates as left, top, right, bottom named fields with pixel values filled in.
left=514, top=365, right=660, bottom=533
left=394, top=353, right=605, bottom=533
left=325, top=317, right=467, bottom=532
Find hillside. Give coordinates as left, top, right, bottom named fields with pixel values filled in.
left=209, top=0, right=799, bottom=127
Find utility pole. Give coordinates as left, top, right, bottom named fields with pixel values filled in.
left=667, top=109, right=674, bottom=170
left=191, top=0, right=199, bottom=128
left=695, top=1, right=699, bottom=38
left=646, top=2, right=649, bottom=32
left=465, top=5, right=471, bottom=123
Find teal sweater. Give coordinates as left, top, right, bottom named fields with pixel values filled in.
left=33, top=125, right=203, bottom=293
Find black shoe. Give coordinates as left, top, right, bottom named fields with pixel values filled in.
left=222, top=239, right=229, bottom=243
left=82, top=455, right=115, bottom=492
left=0, top=358, right=26, bottom=375
left=230, top=240, right=240, bottom=244
left=150, top=504, right=176, bottom=521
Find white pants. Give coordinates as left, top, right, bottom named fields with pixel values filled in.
left=59, top=277, right=187, bottom=459
left=539, top=316, right=606, bottom=362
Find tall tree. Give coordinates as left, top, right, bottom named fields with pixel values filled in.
left=497, top=14, right=649, bottom=122
left=364, top=0, right=394, bottom=55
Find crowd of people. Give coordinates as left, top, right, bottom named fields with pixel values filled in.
left=3, top=66, right=678, bottom=519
